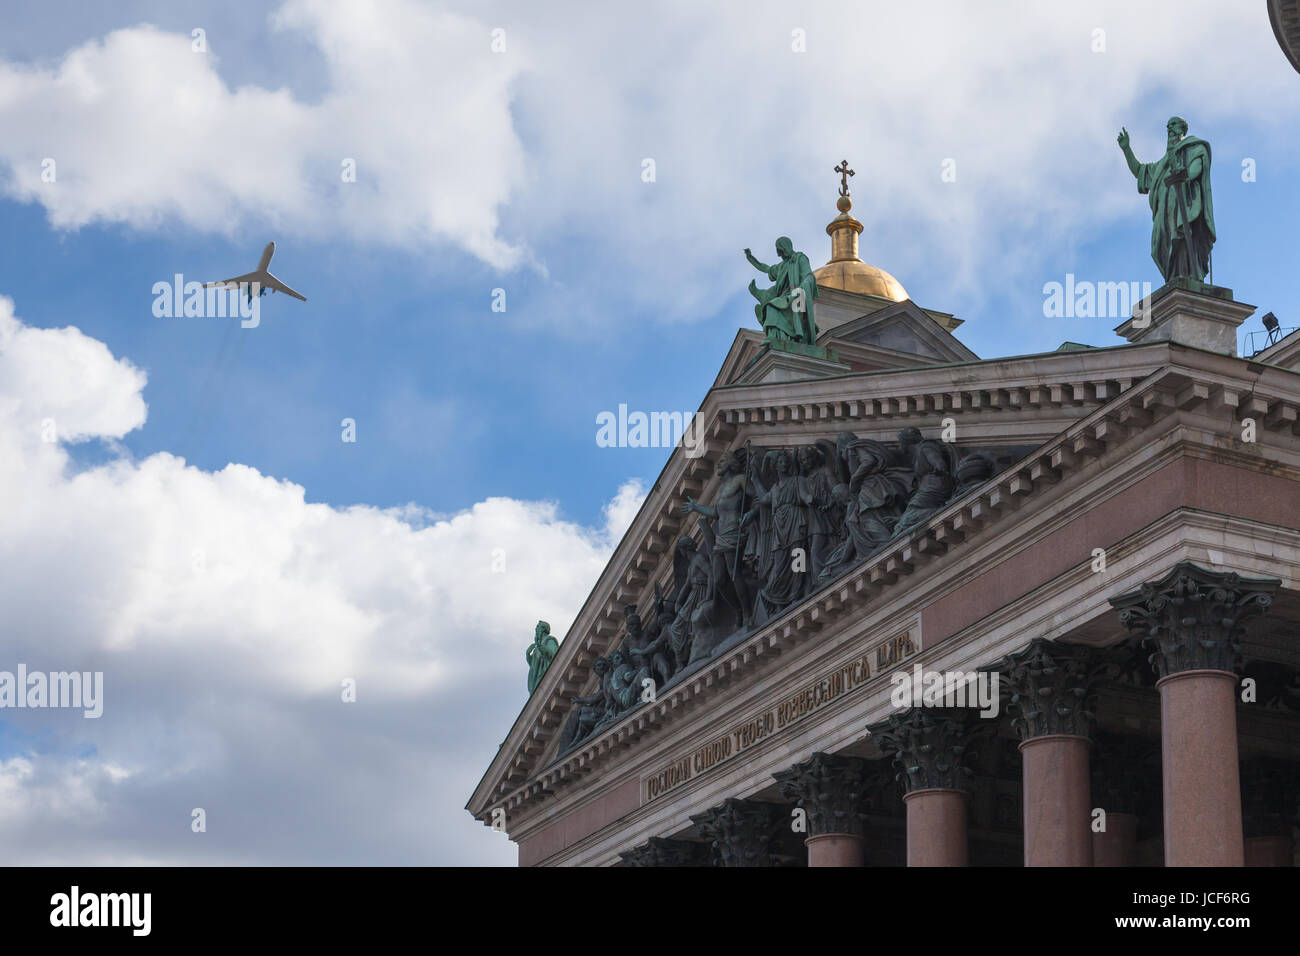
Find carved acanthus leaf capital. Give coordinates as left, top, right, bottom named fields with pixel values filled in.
left=689, top=798, right=782, bottom=867
left=618, top=836, right=711, bottom=867
left=1109, top=562, right=1279, bottom=679
left=998, top=638, right=1100, bottom=741
left=773, top=751, right=872, bottom=837
left=868, top=707, right=984, bottom=794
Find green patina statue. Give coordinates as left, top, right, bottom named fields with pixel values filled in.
left=526, top=620, right=559, bottom=695
left=1117, top=117, right=1216, bottom=284
left=744, top=237, right=819, bottom=345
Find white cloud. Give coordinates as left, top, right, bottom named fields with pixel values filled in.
left=3, top=0, right=1296, bottom=309
left=502, top=0, right=1300, bottom=325
left=0, top=1, right=529, bottom=267
left=601, top=477, right=647, bottom=541
left=0, top=294, right=634, bottom=863
left=0, top=301, right=146, bottom=442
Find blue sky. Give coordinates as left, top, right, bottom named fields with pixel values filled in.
left=0, top=0, right=1297, bottom=865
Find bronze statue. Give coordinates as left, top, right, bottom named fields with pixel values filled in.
left=798, top=442, right=839, bottom=589
left=622, top=604, right=672, bottom=689
left=606, top=649, right=649, bottom=713
left=892, top=427, right=957, bottom=537
left=680, top=448, right=756, bottom=632
left=559, top=656, right=614, bottom=750
left=743, top=449, right=814, bottom=622
left=820, top=438, right=907, bottom=580
left=1117, top=117, right=1216, bottom=284
left=744, top=237, right=819, bottom=344
left=669, top=535, right=710, bottom=667
left=526, top=620, right=560, bottom=695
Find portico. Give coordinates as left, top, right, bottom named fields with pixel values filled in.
left=466, top=183, right=1300, bottom=869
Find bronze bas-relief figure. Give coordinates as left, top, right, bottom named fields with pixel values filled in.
left=556, top=429, right=1019, bottom=755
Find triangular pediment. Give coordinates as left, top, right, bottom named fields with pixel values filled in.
left=712, top=330, right=767, bottom=387
left=467, top=337, right=1238, bottom=823
left=714, top=300, right=978, bottom=388
left=822, top=299, right=978, bottom=365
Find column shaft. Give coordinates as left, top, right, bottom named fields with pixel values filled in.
left=1158, top=669, right=1243, bottom=866
left=1020, top=734, right=1093, bottom=866
left=805, top=833, right=865, bottom=867
left=903, top=789, right=968, bottom=867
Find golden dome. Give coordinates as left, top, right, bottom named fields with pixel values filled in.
left=813, top=197, right=909, bottom=302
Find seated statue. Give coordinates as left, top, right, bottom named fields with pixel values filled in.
left=892, top=427, right=957, bottom=538
left=744, top=237, right=819, bottom=345
left=820, top=439, right=907, bottom=579
left=559, top=656, right=615, bottom=750
left=606, top=649, right=650, bottom=714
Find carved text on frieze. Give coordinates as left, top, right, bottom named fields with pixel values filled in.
left=642, top=629, right=915, bottom=803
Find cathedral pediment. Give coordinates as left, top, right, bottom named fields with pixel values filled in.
left=713, top=298, right=978, bottom=389
left=467, top=336, right=1240, bottom=822
left=822, top=299, right=978, bottom=365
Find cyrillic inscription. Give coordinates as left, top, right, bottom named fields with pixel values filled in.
left=642, top=629, right=915, bottom=802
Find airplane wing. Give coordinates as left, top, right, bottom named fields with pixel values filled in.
left=204, top=272, right=261, bottom=289
left=263, top=273, right=307, bottom=302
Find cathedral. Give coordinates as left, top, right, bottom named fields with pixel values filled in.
left=466, top=178, right=1300, bottom=867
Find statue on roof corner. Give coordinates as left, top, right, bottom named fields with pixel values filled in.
left=744, top=237, right=819, bottom=345
left=526, top=620, right=559, bottom=694
left=1117, top=117, right=1216, bottom=285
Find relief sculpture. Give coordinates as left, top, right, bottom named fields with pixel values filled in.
left=556, top=428, right=1031, bottom=754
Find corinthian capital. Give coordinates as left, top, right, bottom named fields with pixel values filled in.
left=868, top=707, right=983, bottom=793
left=997, top=638, right=1100, bottom=740
left=618, top=836, right=710, bottom=867
left=773, top=752, right=871, bottom=837
left=689, top=798, right=782, bottom=867
left=1109, top=562, right=1279, bottom=679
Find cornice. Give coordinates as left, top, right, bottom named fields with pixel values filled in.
left=466, top=342, right=1300, bottom=820
left=544, top=510, right=1300, bottom=865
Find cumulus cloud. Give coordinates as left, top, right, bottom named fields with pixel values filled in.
left=0, top=294, right=644, bottom=863
left=0, top=302, right=146, bottom=442
left=601, top=477, right=647, bottom=542
left=0, top=0, right=528, bottom=267
left=502, top=0, right=1300, bottom=324
left=2, top=0, right=1295, bottom=314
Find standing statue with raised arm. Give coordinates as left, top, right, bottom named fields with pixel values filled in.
left=744, top=237, right=819, bottom=345
left=1117, top=117, right=1216, bottom=284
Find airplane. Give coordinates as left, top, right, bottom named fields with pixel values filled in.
left=204, top=242, right=307, bottom=304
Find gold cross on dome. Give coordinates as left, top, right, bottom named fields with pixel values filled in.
left=834, top=159, right=854, bottom=197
